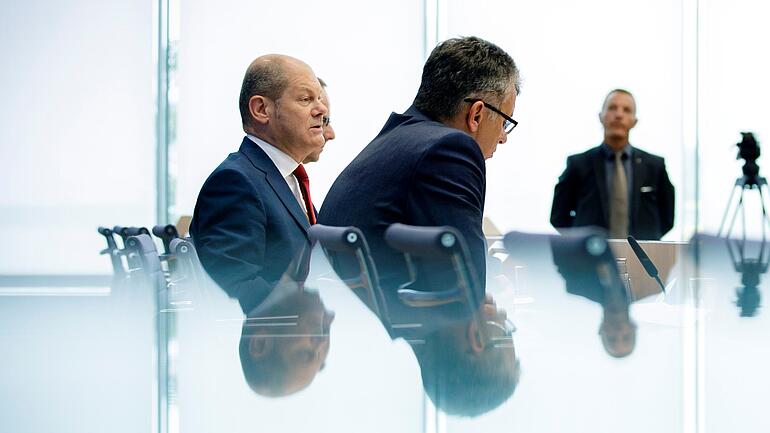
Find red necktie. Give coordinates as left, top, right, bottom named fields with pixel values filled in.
left=292, top=164, right=316, bottom=225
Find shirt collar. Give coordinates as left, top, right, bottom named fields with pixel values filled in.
left=246, top=134, right=299, bottom=178
left=601, top=142, right=633, bottom=160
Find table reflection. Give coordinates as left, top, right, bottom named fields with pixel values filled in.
left=239, top=283, right=334, bottom=397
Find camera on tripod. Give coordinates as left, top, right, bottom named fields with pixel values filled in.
left=718, top=132, right=769, bottom=239
left=716, top=132, right=769, bottom=317
left=737, top=132, right=761, bottom=186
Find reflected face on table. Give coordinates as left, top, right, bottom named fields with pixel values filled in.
left=414, top=295, right=519, bottom=417
left=599, top=312, right=637, bottom=358
left=240, top=290, right=335, bottom=397
left=274, top=305, right=334, bottom=395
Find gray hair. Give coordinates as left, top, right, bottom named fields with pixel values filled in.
left=414, top=36, right=520, bottom=121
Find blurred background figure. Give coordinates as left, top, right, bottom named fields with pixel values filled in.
left=550, top=89, right=675, bottom=240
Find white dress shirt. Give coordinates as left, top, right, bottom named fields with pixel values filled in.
left=246, top=134, right=308, bottom=214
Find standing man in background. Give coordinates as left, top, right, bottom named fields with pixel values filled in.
left=550, top=89, right=675, bottom=240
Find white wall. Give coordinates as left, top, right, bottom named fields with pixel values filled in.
left=698, top=0, right=770, bottom=238
left=0, top=0, right=156, bottom=274
left=444, top=0, right=688, bottom=240
left=173, top=0, right=426, bottom=222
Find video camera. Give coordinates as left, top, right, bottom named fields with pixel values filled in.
left=737, top=132, right=761, bottom=185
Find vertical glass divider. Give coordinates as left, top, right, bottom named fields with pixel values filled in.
left=154, top=3, right=176, bottom=433
left=156, top=0, right=170, bottom=226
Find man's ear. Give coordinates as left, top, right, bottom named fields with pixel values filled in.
left=630, top=116, right=638, bottom=129
left=466, top=100, right=485, bottom=133
left=249, top=95, right=271, bottom=125
left=467, top=320, right=486, bottom=353
left=248, top=334, right=273, bottom=359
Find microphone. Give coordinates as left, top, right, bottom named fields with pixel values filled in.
left=627, top=236, right=666, bottom=292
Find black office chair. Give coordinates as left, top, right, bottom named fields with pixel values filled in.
left=98, top=226, right=126, bottom=279
left=115, top=226, right=152, bottom=270
left=98, top=225, right=157, bottom=282
left=383, top=223, right=483, bottom=311
left=153, top=224, right=180, bottom=255
left=308, top=224, right=387, bottom=320
left=123, top=233, right=164, bottom=287
left=168, top=237, right=203, bottom=284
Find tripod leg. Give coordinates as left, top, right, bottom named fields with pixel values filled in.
left=718, top=185, right=740, bottom=237
left=726, top=188, right=745, bottom=239
left=741, top=188, right=746, bottom=243
left=758, top=184, right=770, bottom=243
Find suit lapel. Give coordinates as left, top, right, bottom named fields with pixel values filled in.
left=265, top=173, right=312, bottom=234
left=238, top=138, right=311, bottom=236
left=591, top=146, right=610, bottom=225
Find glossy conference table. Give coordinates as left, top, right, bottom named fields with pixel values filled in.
left=1, top=233, right=768, bottom=433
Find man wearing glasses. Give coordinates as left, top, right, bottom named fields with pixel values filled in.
left=550, top=89, right=675, bottom=240
left=319, top=36, right=520, bottom=416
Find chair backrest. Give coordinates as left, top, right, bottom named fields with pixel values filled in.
left=169, top=237, right=203, bottom=285
left=98, top=226, right=125, bottom=278
left=503, top=228, right=627, bottom=304
left=124, top=234, right=165, bottom=291
left=153, top=224, right=180, bottom=255
left=383, top=223, right=482, bottom=311
left=308, top=224, right=386, bottom=320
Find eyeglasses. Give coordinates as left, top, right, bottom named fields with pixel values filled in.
left=464, top=98, right=518, bottom=134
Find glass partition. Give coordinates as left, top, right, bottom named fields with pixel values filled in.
left=0, top=0, right=156, bottom=275
left=698, top=2, right=770, bottom=432
left=697, top=0, right=770, bottom=238
left=172, top=0, right=426, bottom=221
left=3, top=1, right=770, bottom=433
left=443, top=0, right=689, bottom=240
left=0, top=1, right=156, bottom=432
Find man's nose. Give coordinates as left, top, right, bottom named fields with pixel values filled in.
left=310, top=334, right=330, bottom=349
left=499, top=130, right=508, bottom=144
left=313, top=100, right=328, bottom=117
left=324, top=124, right=336, bottom=141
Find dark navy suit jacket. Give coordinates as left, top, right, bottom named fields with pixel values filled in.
left=319, top=105, right=487, bottom=311
left=550, top=145, right=675, bottom=240
left=190, top=137, right=312, bottom=314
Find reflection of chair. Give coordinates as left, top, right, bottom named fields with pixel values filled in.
left=308, top=224, right=386, bottom=319
left=504, top=228, right=627, bottom=303
left=384, top=223, right=482, bottom=311
left=122, top=233, right=172, bottom=433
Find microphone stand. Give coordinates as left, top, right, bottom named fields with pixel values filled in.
left=627, top=236, right=667, bottom=293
